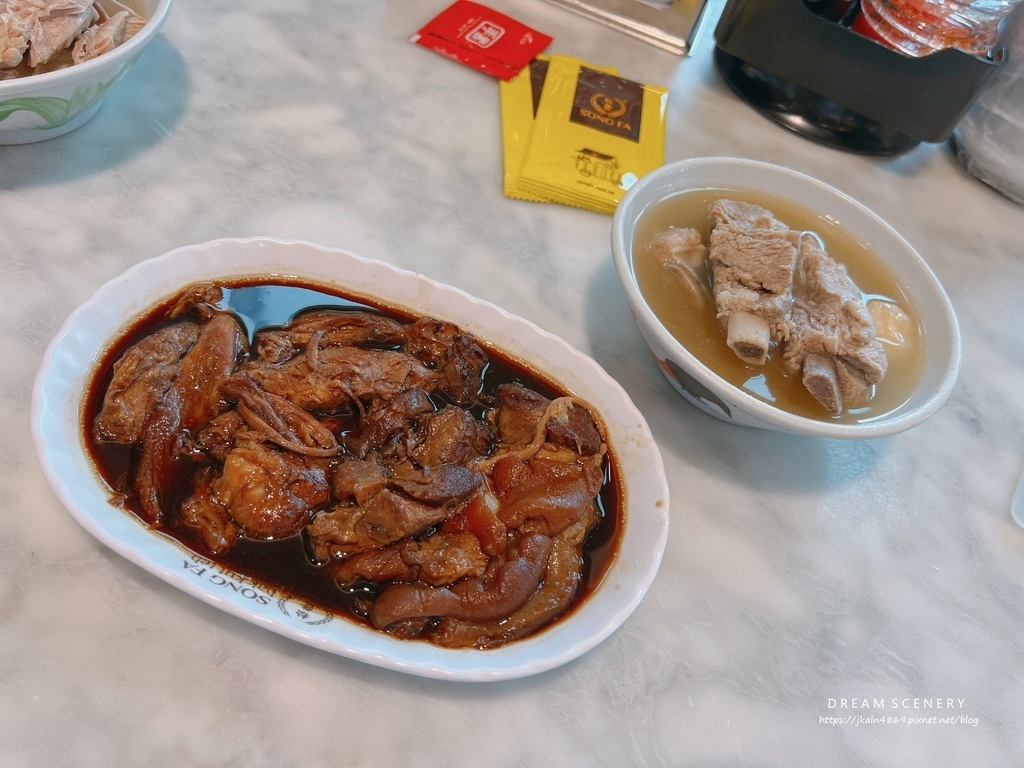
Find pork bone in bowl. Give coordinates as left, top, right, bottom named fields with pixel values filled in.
left=611, top=157, right=961, bottom=439
left=32, top=237, right=670, bottom=681
left=0, top=0, right=172, bottom=144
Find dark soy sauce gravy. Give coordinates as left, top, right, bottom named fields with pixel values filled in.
left=83, top=277, right=622, bottom=638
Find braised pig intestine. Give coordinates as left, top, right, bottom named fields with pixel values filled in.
left=90, top=283, right=611, bottom=649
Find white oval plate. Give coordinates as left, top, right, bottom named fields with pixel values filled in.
left=32, top=237, right=670, bottom=682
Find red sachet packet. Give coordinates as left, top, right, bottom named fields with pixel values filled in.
left=410, top=0, right=553, bottom=81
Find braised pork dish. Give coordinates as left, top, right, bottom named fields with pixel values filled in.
left=85, top=280, right=617, bottom=649
left=634, top=189, right=924, bottom=422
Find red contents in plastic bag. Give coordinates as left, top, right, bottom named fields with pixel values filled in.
left=410, top=0, right=553, bottom=80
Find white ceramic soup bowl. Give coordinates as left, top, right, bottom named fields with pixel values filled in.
left=0, top=0, right=172, bottom=144
left=611, top=157, right=961, bottom=439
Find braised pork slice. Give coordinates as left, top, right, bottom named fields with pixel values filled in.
left=370, top=532, right=553, bottom=630
left=782, top=235, right=888, bottom=415
left=332, top=531, right=488, bottom=587
left=709, top=199, right=799, bottom=365
left=173, top=313, right=246, bottom=435
left=389, top=460, right=483, bottom=505
left=307, top=488, right=455, bottom=560
left=408, top=404, right=494, bottom=467
left=132, top=313, right=243, bottom=524
left=133, top=386, right=185, bottom=525
left=237, top=345, right=437, bottom=411
left=93, top=322, right=199, bottom=443
left=403, top=318, right=461, bottom=366
left=179, top=469, right=238, bottom=555
left=440, top=486, right=507, bottom=556
left=133, top=314, right=245, bottom=524
left=403, top=318, right=488, bottom=404
left=223, top=375, right=340, bottom=457
left=211, top=441, right=331, bottom=539
left=493, top=383, right=603, bottom=456
left=493, top=383, right=547, bottom=446
left=493, top=454, right=605, bottom=536
left=332, top=458, right=389, bottom=505
left=195, top=410, right=246, bottom=463
left=254, top=310, right=408, bottom=364
left=343, top=387, right=434, bottom=459
left=437, top=332, right=488, bottom=404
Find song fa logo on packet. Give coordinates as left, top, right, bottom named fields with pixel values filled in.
left=410, top=0, right=553, bottom=81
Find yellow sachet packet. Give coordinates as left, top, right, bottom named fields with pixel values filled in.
left=517, top=58, right=668, bottom=215
left=499, top=55, right=618, bottom=204
left=499, top=56, right=552, bottom=203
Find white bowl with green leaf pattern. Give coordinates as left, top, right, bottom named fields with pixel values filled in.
left=0, top=0, right=172, bottom=144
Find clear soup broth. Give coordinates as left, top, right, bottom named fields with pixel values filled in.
left=632, top=187, right=926, bottom=424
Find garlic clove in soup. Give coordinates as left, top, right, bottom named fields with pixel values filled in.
left=868, top=298, right=915, bottom=346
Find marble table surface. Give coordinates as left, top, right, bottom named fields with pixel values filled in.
left=3, top=0, right=1023, bottom=765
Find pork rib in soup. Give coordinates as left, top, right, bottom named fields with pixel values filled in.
left=634, top=189, right=924, bottom=422
left=0, top=0, right=147, bottom=80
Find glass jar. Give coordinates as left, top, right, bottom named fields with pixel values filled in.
left=853, top=0, right=1022, bottom=56
left=951, top=10, right=1024, bottom=204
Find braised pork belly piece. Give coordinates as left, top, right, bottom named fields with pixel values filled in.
left=133, top=312, right=247, bottom=525
left=93, top=322, right=200, bottom=444
left=88, top=283, right=612, bottom=649
left=254, top=310, right=408, bottom=364
left=237, top=345, right=438, bottom=412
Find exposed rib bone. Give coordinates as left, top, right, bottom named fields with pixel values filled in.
left=802, top=353, right=842, bottom=416
left=726, top=311, right=770, bottom=365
